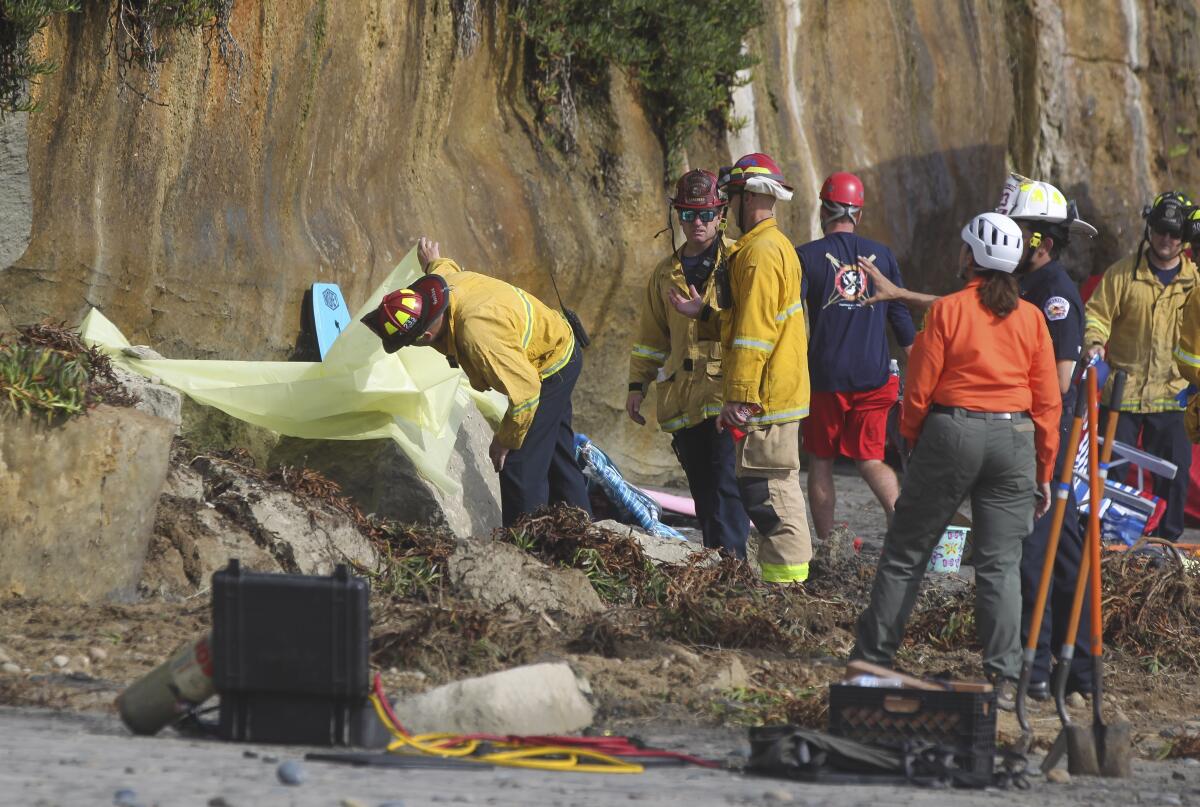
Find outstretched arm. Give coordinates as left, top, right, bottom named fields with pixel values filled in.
left=860, top=257, right=939, bottom=311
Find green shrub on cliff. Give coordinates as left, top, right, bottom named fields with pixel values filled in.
left=511, top=0, right=763, bottom=170
left=0, top=0, right=241, bottom=115
left=0, top=343, right=92, bottom=421
left=0, top=0, right=80, bottom=114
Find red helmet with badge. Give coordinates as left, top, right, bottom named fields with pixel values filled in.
left=670, top=169, right=726, bottom=210
left=361, top=275, right=450, bottom=353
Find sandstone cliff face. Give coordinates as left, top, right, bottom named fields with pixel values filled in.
left=2, top=0, right=1197, bottom=482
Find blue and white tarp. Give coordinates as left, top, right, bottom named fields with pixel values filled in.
left=574, top=434, right=687, bottom=541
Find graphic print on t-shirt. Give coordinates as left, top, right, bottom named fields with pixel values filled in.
left=823, top=251, right=876, bottom=310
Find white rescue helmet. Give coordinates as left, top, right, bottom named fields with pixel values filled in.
left=1003, top=180, right=1068, bottom=221
left=962, top=212, right=1024, bottom=273
left=996, top=176, right=1098, bottom=239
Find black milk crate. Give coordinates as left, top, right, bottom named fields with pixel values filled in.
left=828, top=684, right=997, bottom=778
left=212, top=560, right=372, bottom=745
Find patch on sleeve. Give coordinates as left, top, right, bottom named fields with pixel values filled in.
left=1044, top=296, right=1070, bottom=322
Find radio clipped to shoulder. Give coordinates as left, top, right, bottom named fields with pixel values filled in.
left=562, top=306, right=591, bottom=349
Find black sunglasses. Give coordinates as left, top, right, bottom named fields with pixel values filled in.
left=678, top=209, right=719, bottom=223
left=1152, top=224, right=1183, bottom=239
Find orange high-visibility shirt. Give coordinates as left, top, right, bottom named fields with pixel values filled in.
left=902, top=278, right=1062, bottom=483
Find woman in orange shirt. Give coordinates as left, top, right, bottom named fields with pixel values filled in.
left=851, top=212, right=1062, bottom=706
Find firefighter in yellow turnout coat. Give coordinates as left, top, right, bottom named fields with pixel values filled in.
left=627, top=170, right=750, bottom=557
left=1173, top=203, right=1200, bottom=440
left=361, top=238, right=593, bottom=528
left=670, top=153, right=814, bottom=583
left=1085, top=192, right=1197, bottom=540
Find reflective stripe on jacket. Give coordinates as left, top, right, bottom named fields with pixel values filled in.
left=1083, top=250, right=1198, bottom=412
left=427, top=258, right=574, bottom=449
left=1176, top=284, right=1200, bottom=386
left=721, top=219, right=810, bottom=426
left=628, top=238, right=733, bottom=432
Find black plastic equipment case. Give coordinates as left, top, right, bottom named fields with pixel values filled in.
left=212, top=560, right=373, bottom=746
left=828, top=684, right=997, bottom=778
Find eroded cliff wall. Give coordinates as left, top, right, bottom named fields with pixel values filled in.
left=2, top=0, right=1198, bottom=482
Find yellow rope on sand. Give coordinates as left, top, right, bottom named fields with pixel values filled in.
left=368, top=694, right=644, bottom=775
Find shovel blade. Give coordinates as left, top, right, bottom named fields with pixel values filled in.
left=1065, top=724, right=1101, bottom=776
left=1040, top=730, right=1067, bottom=774
left=1099, top=720, right=1133, bottom=778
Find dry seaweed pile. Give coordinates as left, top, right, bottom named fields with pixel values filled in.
left=1167, top=733, right=1200, bottom=760
left=1101, top=552, right=1200, bottom=671
left=0, top=321, right=137, bottom=420
left=708, top=683, right=830, bottom=729
left=504, top=507, right=666, bottom=606
left=503, top=507, right=857, bottom=654
left=370, top=602, right=556, bottom=678
left=265, top=464, right=459, bottom=601
left=878, top=546, right=1200, bottom=673
left=904, top=586, right=978, bottom=653
left=151, top=439, right=1200, bottom=697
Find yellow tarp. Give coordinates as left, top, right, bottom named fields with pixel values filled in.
left=79, top=248, right=505, bottom=493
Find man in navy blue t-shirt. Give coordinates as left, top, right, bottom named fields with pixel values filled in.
left=798, top=172, right=916, bottom=543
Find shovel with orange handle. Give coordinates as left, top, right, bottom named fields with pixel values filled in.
left=1042, top=368, right=1131, bottom=777
left=1015, top=376, right=1090, bottom=752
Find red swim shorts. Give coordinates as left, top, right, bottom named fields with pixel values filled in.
left=802, top=375, right=900, bottom=461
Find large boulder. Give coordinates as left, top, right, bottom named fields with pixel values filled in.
left=447, top=540, right=604, bottom=619
left=269, top=405, right=501, bottom=539
left=0, top=405, right=173, bottom=602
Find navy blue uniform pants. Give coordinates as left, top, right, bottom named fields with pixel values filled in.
left=671, top=420, right=750, bottom=558
left=1019, top=486, right=1093, bottom=690
left=1108, top=409, right=1192, bottom=541
left=499, top=349, right=592, bottom=527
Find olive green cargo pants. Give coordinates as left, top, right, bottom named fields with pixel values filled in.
left=852, top=408, right=1037, bottom=679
